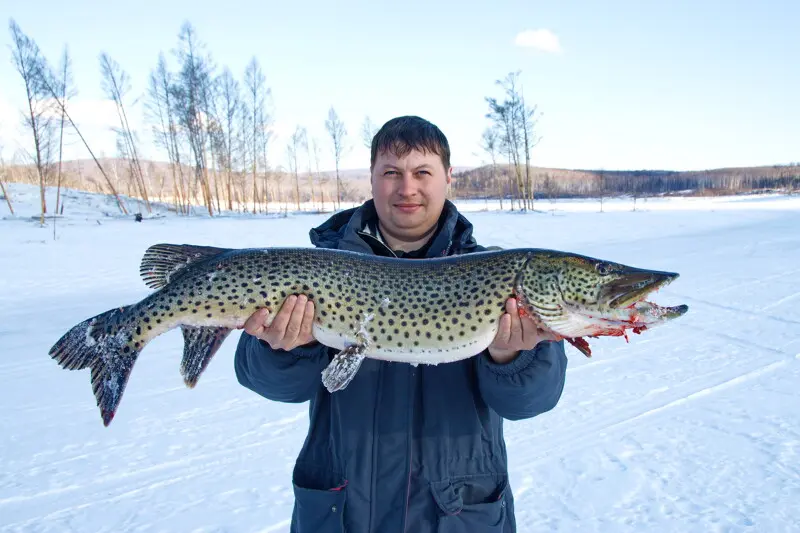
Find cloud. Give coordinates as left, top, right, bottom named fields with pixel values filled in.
left=514, top=29, right=563, bottom=53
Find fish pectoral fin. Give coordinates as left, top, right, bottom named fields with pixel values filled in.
left=321, top=343, right=367, bottom=393
left=565, top=337, right=592, bottom=357
left=180, top=325, right=233, bottom=388
left=140, top=244, right=232, bottom=289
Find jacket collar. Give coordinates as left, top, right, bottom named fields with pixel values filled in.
left=309, top=199, right=479, bottom=258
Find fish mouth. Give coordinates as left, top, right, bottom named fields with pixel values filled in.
left=603, top=269, right=680, bottom=309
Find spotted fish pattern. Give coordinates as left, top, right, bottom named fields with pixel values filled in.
left=49, top=243, right=688, bottom=426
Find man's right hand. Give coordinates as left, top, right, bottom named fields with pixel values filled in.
left=243, top=294, right=317, bottom=351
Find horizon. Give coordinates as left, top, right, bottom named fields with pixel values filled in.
left=2, top=1, right=798, bottom=174
left=6, top=155, right=796, bottom=176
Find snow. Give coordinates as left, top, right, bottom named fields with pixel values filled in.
left=2, top=183, right=800, bottom=532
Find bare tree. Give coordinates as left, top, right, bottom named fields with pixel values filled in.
left=361, top=115, right=378, bottom=151
left=486, top=72, right=541, bottom=211
left=300, top=128, right=315, bottom=209
left=100, top=52, right=151, bottom=214
left=217, top=67, right=240, bottom=211
left=312, top=137, right=326, bottom=211
left=244, top=57, right=270, bottom=213
left=485, top=98, right=519, bottom=210
left=495, top=72, right=527, bottom=209
left=0, top=148, right=14, bottom=215
left=597, top=169, right=607, bottom=213
left=259, top=110, right=274, bottom=211
left=519, top=85, right=542, bottom=210
left=480, top=127, right=502, bottom=210
left=31, top=40, right=127, bottom=215
left=172, top=21, right=215, bottom=216
left=147, top=53, right=188, bottom=214
left=325, top=106, right=347, bottom=209
left=9, top=18, right=53, bottom=224
left=53, top=46, right=75, bottom=220
left=286, top=126, right=304, bottom=211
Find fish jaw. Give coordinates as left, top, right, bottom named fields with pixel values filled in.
left=600, top=268, right=681, bottom=309
left=526, top=300, right=688, bottom=358
left=560, top=300, right=689, bottom=337
left=516, top=252, right=689, bottom=357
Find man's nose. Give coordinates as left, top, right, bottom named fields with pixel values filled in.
left=396, top=173, right=416, bottom=196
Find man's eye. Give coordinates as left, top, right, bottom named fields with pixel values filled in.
left=384, top=170, right=397, bottom=176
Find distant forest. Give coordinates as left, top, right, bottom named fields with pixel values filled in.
left=452, top=163, right=800, bottom=204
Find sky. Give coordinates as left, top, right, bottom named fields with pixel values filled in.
left=1, top=0, right=798, bottom=172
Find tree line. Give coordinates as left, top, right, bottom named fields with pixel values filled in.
left=4, top=18, right=387, bottom=221
left=452, top=164, right=800, bottom=205
left=4, top=19, right=798, bottom=222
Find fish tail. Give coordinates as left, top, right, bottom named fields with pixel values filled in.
left=49, top=305, right=145, bottom=426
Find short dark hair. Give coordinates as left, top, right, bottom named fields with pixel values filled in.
left=370, top=116, right=451, bottom=171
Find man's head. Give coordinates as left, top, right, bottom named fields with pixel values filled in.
left=369, top=116, right=453, bottom=252
left=369, top=116, right=451, bottom=172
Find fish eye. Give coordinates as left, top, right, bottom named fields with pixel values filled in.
left=595, top=262, right=612, bottom=275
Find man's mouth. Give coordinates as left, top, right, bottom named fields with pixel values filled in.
left=394, top=204, right=422, bottom=213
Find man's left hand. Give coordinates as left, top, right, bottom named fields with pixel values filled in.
left=488, top=298, right=561, bottom=364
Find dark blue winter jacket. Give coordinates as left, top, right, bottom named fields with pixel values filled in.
left=234, top=200, right=568, bottom=533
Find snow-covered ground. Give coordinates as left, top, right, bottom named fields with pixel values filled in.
left=2, top=183, right=799, bottom=532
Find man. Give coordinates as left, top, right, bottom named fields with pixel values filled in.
left=234, top=116, right=568, bottom=532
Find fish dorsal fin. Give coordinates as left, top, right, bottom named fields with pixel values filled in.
left=139, top=244, right=231, bottom=290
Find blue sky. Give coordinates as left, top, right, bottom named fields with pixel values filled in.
left=2, top=0, right=798, bottom=172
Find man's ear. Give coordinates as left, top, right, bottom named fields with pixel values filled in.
left=446, top=166, right=453, bottom=185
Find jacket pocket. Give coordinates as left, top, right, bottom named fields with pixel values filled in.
left=430, top=474, right=508, bottom=533
left=291, top=464, right=347, bottom=533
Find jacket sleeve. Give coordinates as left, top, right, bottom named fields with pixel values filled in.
left=234, top=332, right=331, bottom=403
left=475, top=340, right=568, bottom=421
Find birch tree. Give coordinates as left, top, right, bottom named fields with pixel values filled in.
left=172, top=22, right=215, bottom=215
left=147, top=53, right=188, bottom=214
left=244, top=57, right=269, bottom=213
left=100, top=52, right=151, bottom=213
left=54, top=46, right=75, bottom=218
left=9, top=19, right=53, bottom=224
left=37, top=58, right=127, bottom=215
left=325, top=106, right=347, bottom=209
left=217, top=67, right=240, bottom=210
left=480, top=127, right=502, bottom=210
left=361, top=115, right=378, bottom=150
left=286, top=126, right=303, bottom=211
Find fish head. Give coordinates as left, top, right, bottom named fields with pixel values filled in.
left=517, top=251, right=688, bottom=356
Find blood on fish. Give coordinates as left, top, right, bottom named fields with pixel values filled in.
left=515, top=296, right=528, bottom=317
left=566, top=337, right=592, bottom=357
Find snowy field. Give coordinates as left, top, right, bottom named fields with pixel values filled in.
left=2, top=183, right=799, bottom=532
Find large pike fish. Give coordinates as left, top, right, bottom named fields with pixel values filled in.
left=50, top=244, right=688, bottom=426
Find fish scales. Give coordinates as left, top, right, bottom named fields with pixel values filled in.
left=49, top=243, right=688, bottom=426
left=142, top=247, right=529, bottom=361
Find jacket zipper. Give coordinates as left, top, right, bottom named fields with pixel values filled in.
left=368, top=362, right=384, bottom=532
left=402, top=365, right=415, bottom=532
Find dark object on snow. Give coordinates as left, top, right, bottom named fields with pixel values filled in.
left=134, top=213, right=142, bottom=222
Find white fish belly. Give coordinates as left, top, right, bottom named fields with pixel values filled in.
left=312, top=323, right=498, bottom=365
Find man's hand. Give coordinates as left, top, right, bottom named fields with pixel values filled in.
left=488, top=298, right=561, bottom=364
left=243, top=294, right=317, bottom=351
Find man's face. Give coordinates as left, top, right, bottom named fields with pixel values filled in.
left=371, top=147, right=452, bottom=248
